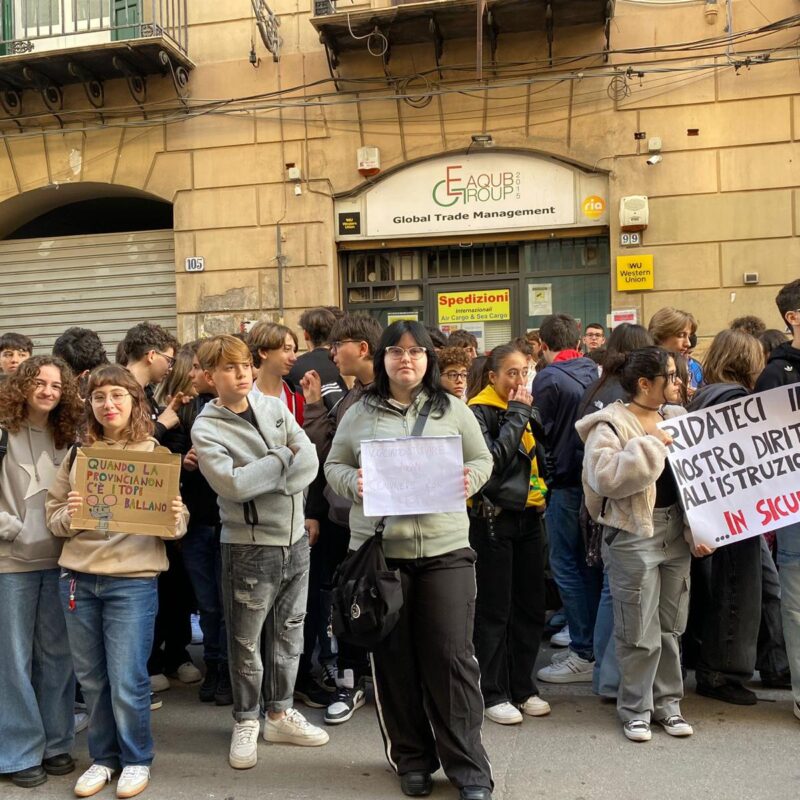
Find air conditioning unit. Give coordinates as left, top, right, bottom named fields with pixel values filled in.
left=314, top=0, right=336, bottom=15
left=619, top=196, right=649, bottom=232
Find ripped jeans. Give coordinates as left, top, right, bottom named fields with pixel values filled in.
left=221, top=537, right=309, bottom=720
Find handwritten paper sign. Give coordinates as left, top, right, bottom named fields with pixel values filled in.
left=72, top=447, right=182, bottom=538
left=361, top=435, right=465, bottom=517
left=657, top=385, right=800, bottom=549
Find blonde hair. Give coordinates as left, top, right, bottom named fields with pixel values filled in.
left=648, top=307, right=697, bottom=344
left=197, top=335, right=252, bottom=372
left=155, top=343, right=195, bottom=406
left=702, top=329, right=764, bottom=389
left=246, top=322, right=298, bottom=368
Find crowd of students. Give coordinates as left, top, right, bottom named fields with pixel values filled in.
left=1, top=279, right=800, bottom=799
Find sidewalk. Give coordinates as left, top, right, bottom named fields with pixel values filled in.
left=3, top=645, right=797, bottom=800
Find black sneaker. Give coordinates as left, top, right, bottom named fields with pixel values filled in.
left=150, top=692, right=163, bottom=711
left=324, top=682, right=366, bottom=724
left=319, top=662, right=338, bottom=692
left=400, top=771, right=433, bottom=797
left=11, top=766, right=48, bottom=788
left=199, top=662, right=219, bottom=703
left=42, top=753, right=75, bottom=775
left=215, top=662, right=233, bottom=706
left=696, top=682, right=757, bottom=706
left=294, top=675, right=332, bottom=708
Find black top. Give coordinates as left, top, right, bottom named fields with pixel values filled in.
left=755, top=341, right=800, bottom=391
left=236, top=402, right=259, bottom=430
left=655, top=465, right=679, bottom=508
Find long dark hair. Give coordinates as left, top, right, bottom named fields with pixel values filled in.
left=364, top=321, right=450, bottom=416
left=619, top=346, right=671, bottom=398
left=583, top=323, right=654, bottom=409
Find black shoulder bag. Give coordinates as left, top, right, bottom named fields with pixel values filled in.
left=328, top=398, right=432, bottom=649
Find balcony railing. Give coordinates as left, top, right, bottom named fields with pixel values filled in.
left=0, top=0, right=188, bottom=57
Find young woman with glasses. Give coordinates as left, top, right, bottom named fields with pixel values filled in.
left=325, top=321, right=495, bottom=800
left=437, top=346, right=471, bottom=400
left=0, top=356, right=83, bottom=789
left=576, top=347, right=712, bottom=743
left=46, top=365, right=188, bottom=799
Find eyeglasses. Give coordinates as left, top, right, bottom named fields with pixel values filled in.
left=90, top=391, right=131, bottom=406
left=442, top=371, right=468, bottom=381
left=663, top=372, right=681, bottom=384
left=330, top=339, right=360, bottom=351
left=155, top=351, right=176, bottom=369
left=385, top=346, right=427, bottom=361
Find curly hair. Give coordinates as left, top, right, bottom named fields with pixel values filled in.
left=437, top=346, right=472, bottom=372
left=119, top=322, right=178, bottom=364
left=0, top=355, right=83, bottom=449
left=84, top=365, right=154, bottom=445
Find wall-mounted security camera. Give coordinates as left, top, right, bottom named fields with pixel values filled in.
left=646, top=154, right=662, bottom=166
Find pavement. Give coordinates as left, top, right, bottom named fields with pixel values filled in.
left=3, top=643, right=798, bottom=800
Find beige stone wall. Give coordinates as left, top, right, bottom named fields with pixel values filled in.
left=0, top=0, right=798, bottom=344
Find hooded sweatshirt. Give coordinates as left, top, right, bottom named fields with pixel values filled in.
left=468, top=384, right=546, bottom=508
left=0, top=423, right=68, bottom=573
left=576, top=401, right=691, bottom=541
left=46, top=437, right=189, bottom=578
left=191, top=392, right=318, bottom=546
left=755, top=340, right=800, bottom=392
left=532, top=355, right=599, bottom=488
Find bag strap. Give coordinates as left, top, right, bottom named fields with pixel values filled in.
left=0, top=428, right=8, bottom=470
left=410, top=398, right=433, bottom=438
left=67, top=443, right=79, bottom=471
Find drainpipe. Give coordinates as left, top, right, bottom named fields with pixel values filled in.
left=276, top=224, right=286, bottom=324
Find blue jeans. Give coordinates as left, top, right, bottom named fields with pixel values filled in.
left=545, top=486, right=602, bottom=660
left=182, top=524, right=227, bottom=663
left=778, top=525, right=800, bottom=704
left=0, top=570, right=74, bottom=773
left=593, top=566, right=620, bottom=698
left=60, top=572, right=158, bottom=769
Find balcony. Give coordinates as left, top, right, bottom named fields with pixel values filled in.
left=0, top=1, right=193, bottom=115
left=311, top=0, right=614, bottom=68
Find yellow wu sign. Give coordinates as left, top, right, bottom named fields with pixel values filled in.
left=616, top=255, right=654, bottom=292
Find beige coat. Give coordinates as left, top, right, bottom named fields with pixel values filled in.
left=575, top=401, right=690, bottom=540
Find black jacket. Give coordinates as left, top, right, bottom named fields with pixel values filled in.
left=161, top=393, right=220, bottom=527
left=143, top=384, right=168, bottom=443
left=755, top=341, right=800, bottom=392
left=470, top=400, right=538, bottom=512
left=532, top=357, right=599, bottom=488
left=688, top=382, right=748, bottom=412
left=579, top=376, right=628, bottom=418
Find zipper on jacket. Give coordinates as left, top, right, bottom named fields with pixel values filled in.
left=289, top=495, right=296, bottom=546
left=243, top=501, right=256, bottom=542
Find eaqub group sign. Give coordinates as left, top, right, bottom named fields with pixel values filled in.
left=71, top=447, right=182, bottom=538
left=657, top=385, right=800, bottom=549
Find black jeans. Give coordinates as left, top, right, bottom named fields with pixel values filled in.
left=470, top=508, right=546, bottom=706
left=756, top=536, right=790, bottom=680
left=371, top=548, right=492, bottom=791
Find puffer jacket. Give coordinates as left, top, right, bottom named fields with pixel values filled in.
left=576, top=401, right=690, bottom=540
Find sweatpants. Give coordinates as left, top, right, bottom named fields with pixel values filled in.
left=606, top=504, right=691, bottom=723
left=370, top=547, right=493, bottom=791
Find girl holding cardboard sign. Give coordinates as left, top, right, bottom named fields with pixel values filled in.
left=0, top=355, right=83, bottom=789
left=46, top=365, right=187, bottom=800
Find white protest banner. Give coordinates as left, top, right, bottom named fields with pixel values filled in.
left=657, top=385, right=800, bottom=549
left=361, top=435, right=464, bottom=517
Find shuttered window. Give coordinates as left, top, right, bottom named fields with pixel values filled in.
left=0, top=230, right=176, bottom=353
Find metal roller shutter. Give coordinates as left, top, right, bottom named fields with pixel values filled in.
left=0, top=230, right=176, bottom=353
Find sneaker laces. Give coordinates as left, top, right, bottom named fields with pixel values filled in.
left=321, top=663, right=337, bottom=687
left=81, top=764, right=112, bottom=783
left=120, top=766, right=149, bottom=782
left=626, top=720, right=649, bottom=730
left=233, top=722, right=259, bottom=745
left=284, top=708, right=311, bottom=728
left=662, top=715, right=686, bottom=726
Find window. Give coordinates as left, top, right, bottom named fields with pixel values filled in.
left=21, top=0, right=60, bottom=28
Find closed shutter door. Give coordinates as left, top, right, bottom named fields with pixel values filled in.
left=0, top=230, right=176, bottom=353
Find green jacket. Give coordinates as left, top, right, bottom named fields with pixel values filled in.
left=324, top=390, right=493, bottom=559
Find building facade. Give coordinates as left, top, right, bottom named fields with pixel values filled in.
left=0, top=0, right=798, bottom=349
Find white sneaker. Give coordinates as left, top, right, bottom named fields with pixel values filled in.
left=149, top=673, right=170, bottom=693
left=537, top=651, right=593, bottom=683
left=116, top=766, right=150, bottom=799
left=623, top=719, right=652, bottom=742
left=655, top=715, right=694, bottom=737
left=550, top=648, right=572, bottom=663
left=74, top=711, right=89, bottom=734
left=229, top=720, right=260, bottom=769
left=550, top=624, right=570, bottom=647
left=484, top=702, right=523, bottom=725
left=264, top=708, right=330, bottom=746
left=518, top=695, right=551, bottom=717
left=74, top=764, right=114, bottom=797
left=174, top=662, right=202, bottom=684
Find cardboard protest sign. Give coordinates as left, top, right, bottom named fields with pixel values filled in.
left=71, top=447, right=182, bottom=538
left=657, top=385, right=800, bottom=549
left=361, top=435, right=465, bottom=517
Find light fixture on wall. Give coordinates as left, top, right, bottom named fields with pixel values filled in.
left=470, top=134, right=494, bottom=148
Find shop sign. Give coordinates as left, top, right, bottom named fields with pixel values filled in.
left=364, top=153, right=577, bottom=237
left=338, top=212, right=361, bottom=236
left=610, top=308, right=639, bottom=328
left=438, top=289, right=510, bottom=324
left=616, top=255, right=654, bottom=291
left=387, top=312, right=419, bottom=324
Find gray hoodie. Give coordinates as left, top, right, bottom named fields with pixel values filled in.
left=0, top=423, right=68, bottom=573
left=191, top=393, right=319, bottom=546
